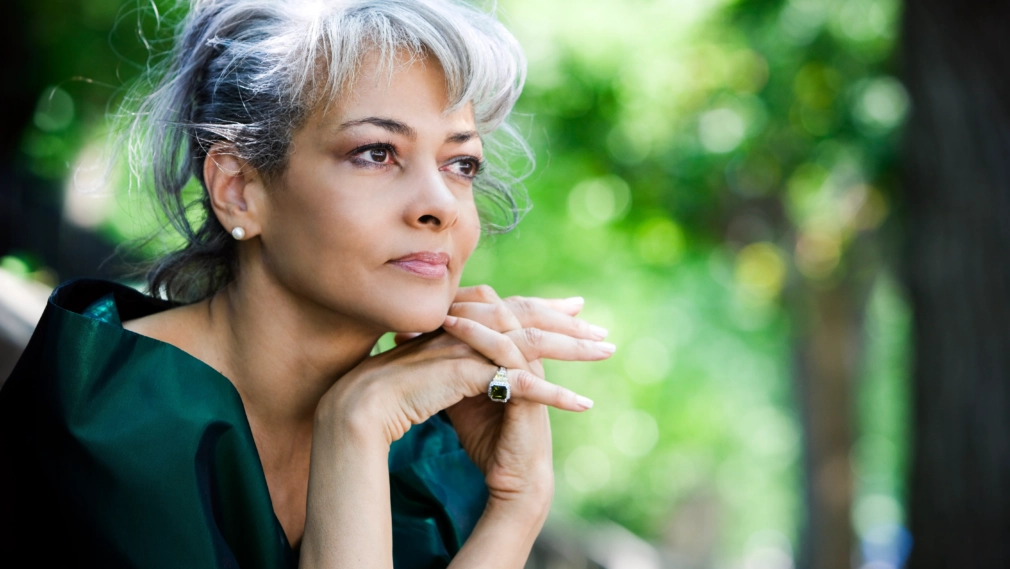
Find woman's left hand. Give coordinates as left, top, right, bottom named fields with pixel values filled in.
left=393, top=284, right=614, bottom=504
left=435, top=285, right=615, bottom=503
left=436, top=315, right=594, bottom=507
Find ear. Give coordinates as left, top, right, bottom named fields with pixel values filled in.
left=204, top=144, right=265, bottom=240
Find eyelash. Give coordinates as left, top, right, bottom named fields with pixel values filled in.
left=348, top=141, right=397, bottom=169
left=347, top=142, right=484, bottom=180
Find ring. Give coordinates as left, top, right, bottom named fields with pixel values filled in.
left=487, top=366, right=510, bottom=403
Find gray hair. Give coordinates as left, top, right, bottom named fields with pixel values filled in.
left=122, top=0, right=530, bottom=303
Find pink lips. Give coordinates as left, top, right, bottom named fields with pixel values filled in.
left=388, top=251, right=450, bottom=279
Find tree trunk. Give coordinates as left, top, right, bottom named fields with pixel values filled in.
left=902, top=1, right=1010, bottom=567
left=793, top=282, right=865, bottom=569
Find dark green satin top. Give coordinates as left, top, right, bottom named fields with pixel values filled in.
left=0, top=279, right=487, bottom=568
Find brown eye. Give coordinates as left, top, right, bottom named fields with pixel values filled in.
left=442, top=157, right=481, bottom=179
left=369, top=148, right=388, bottom=162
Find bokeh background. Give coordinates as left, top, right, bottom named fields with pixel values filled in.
left=2, top=1, right=1005, bottom=568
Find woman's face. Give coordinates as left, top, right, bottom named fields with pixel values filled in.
left=256, top=54, right=483, bottom=333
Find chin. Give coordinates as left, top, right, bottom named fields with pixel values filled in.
left=387, top=316, right=447, bottom=335
left=379, top=303, right=451, bottom=334
left=371, top=282, right=457, bottom=333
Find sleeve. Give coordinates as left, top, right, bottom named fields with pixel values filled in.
left=388, top=413, right=489, bottom=569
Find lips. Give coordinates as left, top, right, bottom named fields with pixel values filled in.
left=388, top=251, right=450, bottom=278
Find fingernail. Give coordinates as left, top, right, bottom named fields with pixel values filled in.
left=589, top=324, right=609, bottom=340
left=444, top=315, right=458, bottom=327
left=565, top=296, right=585, bottom=305
left=576, top=395, right=594, bottom=410
left=596, top=342, right=617, bottom=354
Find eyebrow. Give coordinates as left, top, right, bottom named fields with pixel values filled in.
left=445, top=130, right=479, bottom=144
left=338, top=116, right=479, bottom=145
left=339, top=117, right=417, bottom=140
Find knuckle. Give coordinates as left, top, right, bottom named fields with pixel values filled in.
left=447, top=358, right=468, bottom=380
left=450, top=357, right=481, bottom=386
left=494, top=333, right=515, bottom=354
left=474, top=284, right=499, bottom=302
left=551, top=383, right=569, bottom=406
left=507, top=296, right=535, bottom=317
left=491, top=302, right=513, bottom=327
left=514, top=369, right=539, bottom=393
left=522, top=327, right=545, bottom=348
left=455, top=316, right=476, bottom=332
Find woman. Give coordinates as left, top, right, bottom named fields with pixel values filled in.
left=0, top=1, right=613, bottom=568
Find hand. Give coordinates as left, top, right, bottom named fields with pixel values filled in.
left=394, top=285, right=614, bottom=503
left=306, top=321, right=588, bottom=569
left=450, top=285, right=609, bottom=340
left=443, top=287, right=614, bottom=509
left=329, top=286, right=613, bottom=509
left=318, top=317, right=593, bottom=447
left=396, top=285, right=615, bottom=377
left=437, top=315, right=590, bottom=505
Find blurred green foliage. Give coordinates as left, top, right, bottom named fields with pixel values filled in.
left=11, top=0, right=910, bottom=563
left=463, top=0, right=909, bottom=560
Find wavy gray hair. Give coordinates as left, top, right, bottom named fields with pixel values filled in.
left=123, top=0, right=530, bottom=302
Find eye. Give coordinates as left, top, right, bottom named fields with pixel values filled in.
left=442, top=156, right=483, bottom=179
left=349, top=143, right=397, bottom=167
left=366, top=148, right=390, bottom=163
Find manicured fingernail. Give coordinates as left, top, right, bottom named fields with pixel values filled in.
left=576, top=395, right=594, bottom=410
left=565, top=296, right=585, bottom=305
left=596, top=342, right=617, bottom=354
left=589, top=324, right=609, bottom=340
left=444, top=315, right=458, bottom=326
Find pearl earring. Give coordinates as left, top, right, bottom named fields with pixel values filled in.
left=231, top=227, right=246, bottom=240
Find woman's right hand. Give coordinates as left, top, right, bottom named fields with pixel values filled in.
left=316, top=319, right=593, bottom=448
left=306, top=317, right=608, bottom=569
left=305, top=320, right=578, bottom=569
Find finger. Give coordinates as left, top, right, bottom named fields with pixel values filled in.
left=519, top=296, right=586, bottom=317
left=503, top=296, right=608, bottom=340
left=449, top=301, right=522, bottom=333
left=442, top=316, right=593, bottom=412
left=506, top=327, right=616, bottom=362
left=453, top=284, right=502, bottom=304
left=442, top=315, right=528, bottom=371
left=507, top=367, right=594, bottom=412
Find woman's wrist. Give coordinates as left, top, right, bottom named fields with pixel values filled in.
left=489, top=479, right=553, bottom=528
left=315, top=373, right=405, bottom=446
left=485, top=458, right=555, bottom=520
left=301, top=391, right=393, bottom=569
left=486, top=493, right=551, bottom=535
left=448, top=491, right=552, bottom=569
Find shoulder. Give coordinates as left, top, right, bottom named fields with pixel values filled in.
left=0, top=280, right=286, bottom=566
left=2, top=278, right=245, bottom=429
left=122, top=298, right=213, bottom=363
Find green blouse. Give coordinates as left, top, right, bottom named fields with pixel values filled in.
left=0, top=279, right=488, bottom=568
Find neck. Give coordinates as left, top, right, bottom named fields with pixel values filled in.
left=204, top=262, right=383, bottom=433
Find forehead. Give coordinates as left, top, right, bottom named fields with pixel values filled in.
left=314, top=51, right=477, bottom=135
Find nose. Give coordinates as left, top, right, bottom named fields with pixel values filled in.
left=403, top=168, right=459, bottom=231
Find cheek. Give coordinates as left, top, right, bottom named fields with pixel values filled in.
left=260, top=171, right=382, bottom=287
left=454, top=203, right=482, bottom=267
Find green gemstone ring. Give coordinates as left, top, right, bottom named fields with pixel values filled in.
left=488, top=367, right=510, bottom=403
